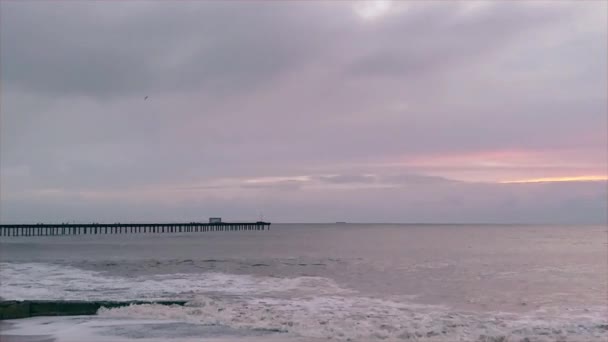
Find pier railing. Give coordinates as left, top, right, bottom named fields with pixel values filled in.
left=0, top=222, right=270, bottom=237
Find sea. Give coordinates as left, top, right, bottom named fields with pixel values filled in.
left=0, top=223, right=606, bottom=342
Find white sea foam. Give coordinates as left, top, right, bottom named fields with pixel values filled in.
left=2, top=262, right=607, bottom=341
left=0, top=262, right=350, bottom=300
left=97, top=296, right=608, bottom=341
left=1, top=316, right=309, bottom=342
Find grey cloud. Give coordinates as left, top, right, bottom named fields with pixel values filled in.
left=1, top=180, right=605, bottom=224
left=318, top=174, right=376, bottom=184
left=1, top=1, right=606, bottom=223
left=2, top=1, right=584, bottom=99
left=383, top=174, right=459, bottom=185
left=176, top=185, right=232, bottom=191
left=346, top=2, right=572, bottom=78
left=315, top=173, right=457, bottom=186
left=240, top=180, right=305, bottom=191
left=1, top=2, right=346, bottom=98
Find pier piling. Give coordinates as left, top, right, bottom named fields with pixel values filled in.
left=0, top=222, right=270, bottom=237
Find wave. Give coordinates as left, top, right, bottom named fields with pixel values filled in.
left=2, top=262, right=606, bottom=341
left=0, top=262, right=350, bottom=301
left=98, top=296, right=608, bottom=341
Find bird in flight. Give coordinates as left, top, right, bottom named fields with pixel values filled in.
left=144, top=96, right=148, bottom=100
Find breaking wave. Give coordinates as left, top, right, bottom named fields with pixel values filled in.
left=2, top=262, right=606, bottom=341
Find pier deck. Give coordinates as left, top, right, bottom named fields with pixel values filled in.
left=0, top=222, right=270, bottom=237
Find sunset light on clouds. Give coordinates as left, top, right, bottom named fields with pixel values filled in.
left=1, top=4, right=607, bottom=342
left=0, top=1, right=606, bottom=224
left=500, top=176, right=608, bottom=184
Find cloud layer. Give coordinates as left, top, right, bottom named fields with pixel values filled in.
left=1, top=1, right=606, bottom=223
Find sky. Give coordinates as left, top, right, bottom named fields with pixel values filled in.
left=0, top=0, right=606, bottom=224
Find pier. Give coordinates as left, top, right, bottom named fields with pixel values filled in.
left=0, top=221, right=270, bottom=237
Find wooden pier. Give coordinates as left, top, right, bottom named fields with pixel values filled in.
left=0, top=222, right=270, bottom=237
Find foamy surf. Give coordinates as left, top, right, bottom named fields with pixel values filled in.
left=97, top=296, right=608, bottom=341
left=0, top=262, right=350, bottom=301
left=2, top=261, right=606, bottom=341
left=0, top=316, right=310, bottom=342
left=4, top=299, right=606, bottom=342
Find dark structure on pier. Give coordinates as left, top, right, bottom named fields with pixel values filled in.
left=0, top=221, right=270, bottom=237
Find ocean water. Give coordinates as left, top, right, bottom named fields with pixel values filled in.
left=0, top=224, right=606, bottom=341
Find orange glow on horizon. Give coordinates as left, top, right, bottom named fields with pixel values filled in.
left=500, top=175, right=608, bottom=184
left=398, top=149, right=601, bottom=169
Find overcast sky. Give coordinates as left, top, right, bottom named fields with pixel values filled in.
left=1, top=1, right=606, bottom=224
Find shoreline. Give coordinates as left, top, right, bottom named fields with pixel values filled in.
left=1, top=322, right=56, bottom=342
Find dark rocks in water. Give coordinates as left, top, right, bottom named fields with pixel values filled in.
left=0, top=300, right=187, bottom=320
